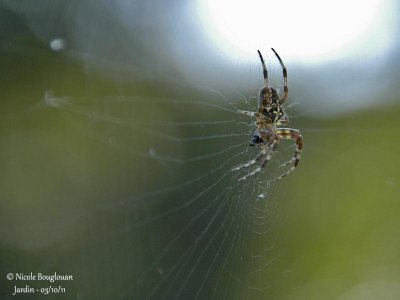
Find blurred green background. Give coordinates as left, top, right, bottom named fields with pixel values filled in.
left=1, top=1, right=400, bottom=299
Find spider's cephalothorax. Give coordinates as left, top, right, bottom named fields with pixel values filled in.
left=235, top=48, right=304, bottom=181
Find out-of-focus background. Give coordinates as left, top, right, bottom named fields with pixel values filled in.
left=1, top=0, right=399, bottom=299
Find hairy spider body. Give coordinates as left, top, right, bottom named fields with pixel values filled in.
left=234, top=48, right=303, bottom=181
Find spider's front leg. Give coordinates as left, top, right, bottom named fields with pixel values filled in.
left=236, top=110, right=264, bottom=146
left=273, top=128, right=303, bottom=181
left=237, top=109, right=256, bottom=117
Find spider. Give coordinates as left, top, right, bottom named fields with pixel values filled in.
left=234, top=48, right=303, bottom=181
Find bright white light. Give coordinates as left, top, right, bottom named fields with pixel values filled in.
left=49, top=38, right=66, bottom=52
left=196, top=0, right=391, bottom=62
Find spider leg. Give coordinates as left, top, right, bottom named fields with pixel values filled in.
left=233, top=129, right=274, bottom=172
left=237, top=110, right=264, bottom=146
left=276, top=116, right=289, bottom=125
left=271, top=48, right=288, bottom=105
left=272, top=128, right=303, bottom=181
left=258, top=135, right=279, bottom=167
left=279, top=159, right=293, bottom=168
left=232, top=145, right=268, bottom=171
left=238, top=134, right=279, bottom=181
left=237, top=109, right=256, bottom=117
left=256, top=50, right=272, bottom=113
left=238, top=166, right=262, bottom=181
left=257, top=50, right=268, bottom=89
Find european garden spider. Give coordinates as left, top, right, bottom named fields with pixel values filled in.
left=234, top=48, right=303, bottom=181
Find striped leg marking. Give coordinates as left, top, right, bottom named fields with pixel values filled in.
left=271, top=48, right=288, bottom=105
left=238, top=136, right=279, bottom=181
left=273, top=128, right=303, bottom=181
left=232, top=146, right=268, bottom=171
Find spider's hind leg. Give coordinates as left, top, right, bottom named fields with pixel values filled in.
left=273, top=128, right=303, bottom=181
left=238, top=133, right=279, bottom=181
left=232, top=145, right=267, bottom=172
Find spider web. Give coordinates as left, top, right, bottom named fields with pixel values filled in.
left=2, top=1, right=400, bottom=299
left=0, top=3, right=316, bottom=299
left=27, top=77, right=303, bottom=300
